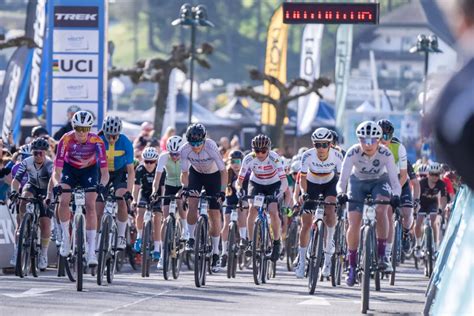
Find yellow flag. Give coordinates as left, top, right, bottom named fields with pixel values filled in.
left=262, top=5, right=288, bottom=126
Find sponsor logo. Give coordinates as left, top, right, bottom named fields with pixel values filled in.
left=29, top=0, right=47, bottom=107
left=373, top=159, right=380, bottom=167
left=54, top=6, right=99, bottom=28
left=53, top=58, right=94, bottom=73
left=2, top=63, right=21, bottom=141
left=0, top=218, right=15, bottom=245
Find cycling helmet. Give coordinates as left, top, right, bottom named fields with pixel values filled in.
left=31, top=138, right=49, bottom=151
left=330, top=130, right=339, bottom=145
left=19, top=144, right=32, bottom=156
left=418, top=164, right=430, bottom=175
left=142, top=147, right=159, bottom=160
left=311, top=127, right=333, bottom=143
left=429, top=162, right=443, bottom=174
left=102, top=116, right=122, bottom=136
left=186, top=123, right=206, bottom=142
left=377, top=119, right=394, bottom=137
left=356, top=121, right=383, bottom=139
left=251, top=134, right=271, bottom=149
left=298, top=147, right=308, bottom=155
left=166, top=135, right=183, bottom=153
left=31, top=126, right=48, bottom=138
left=229, top=150, right=244, bottom=160
left=290, top=160, right=301, bottom=174
left=71, top=111, right=94, bottom=128
left=283, top=158, right=291, bottom=170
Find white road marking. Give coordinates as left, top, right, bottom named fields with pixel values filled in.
left=2, top=288, right=61, bottom=298
left=298, top=297, right=330, bottom=306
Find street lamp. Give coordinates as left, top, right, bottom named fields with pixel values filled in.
left=172, top=4, right=214, bottom=125
left=409, top=34, right=442, bottom=115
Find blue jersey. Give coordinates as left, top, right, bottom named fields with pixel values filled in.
left=100, top=134, right=134, bottom=172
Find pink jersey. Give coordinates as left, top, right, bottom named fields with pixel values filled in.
left=55, top=131, right=108, bottom=169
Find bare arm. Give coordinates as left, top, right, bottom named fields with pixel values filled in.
left=181, top=171, right=189, bottom=188
left=152, top=171, right=163, bottom=195
left=99, top=167, right=109, bottom=186
left=126, top=163, right=135, bottom=193
left=220, top=169, right=228, bottom=192
left=11, top=179, right=20, bottom=192
left=399, top=169, right=408, bottom=187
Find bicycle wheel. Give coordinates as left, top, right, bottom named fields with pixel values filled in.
left=390, top=220, right=401, bottom=286
left=425, top=225, right=434, bottom=278
left=252, top=219, right=264, bottom=285
left=331, top=221, right=343, bottom=287
left=286, top=220, right=298, bottom=272
left=361, top=225, right=372, bottom=314
left=308, top=221, right=324, bottom=295
left=75, top=215, right=85, bottom=292
left=106, top=223, right=118, bottom=284
left=97, top=215, right=111, bottom=285
left=172, top=219, right=183, bottom=280
left=163, top=217, right=174, bottom=280
left=194, top=216, right=208, bottom=287
left=141, top=220, right=152, bottom=278
left=30, top=226, right=39, bottom=277
left=227, top=222, right=238, bottom=279
left=16, top=213, right=34, bottom=278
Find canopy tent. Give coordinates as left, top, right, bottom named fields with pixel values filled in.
left=288, top=100, right=336, bottom=129
left=215, top=97, right=258, bottom=125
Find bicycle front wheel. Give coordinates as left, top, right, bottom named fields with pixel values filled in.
left=308, top=221, right=324, bottom=294
left=163, top=217, right=174, bottom=280
left=16, top=212, right=34, bottom=278
left=75, top=215, right=85, bottom=292
left=227, top=222, right=238, bottom=279
left=172, top=218, right=183, bottom=280
left=141, top=220, right=152, bottom=278
left=361, top=225, right=372, bottom=314
left=106, top=223, right=119, bottom=284
left=97, top=215, right=111, bottom=285
left=390, top=220, right=401, bottom=286
left=194, top=216, right=208, bottom=287
left=252, top=219, right=264, bottom=285
left=286, top=220, right=298, bottom=272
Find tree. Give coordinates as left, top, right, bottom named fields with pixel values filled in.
left=109, top=43, right=213, bottom=135
left=235, top=68, right=330, bottom=148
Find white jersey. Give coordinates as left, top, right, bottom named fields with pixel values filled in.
left=336, top=144, right=402, bottom=196
left=239, top=151, right=286, bottom=185
left=300, top=148, right=343, bottom=184
left=180, top=139, right=225, bottom=174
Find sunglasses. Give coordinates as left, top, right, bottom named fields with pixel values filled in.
left=33, top=151, right=44, bottom=156
left=314, top=142, right=330, bottom=149
left=382, top=134, right=393, bottom=141
left=359, top=137, right=378, bottom=145
left=419, top=174, right=427, bottom=178
left=231, top=159, right=241, bottom=164
left=170, top=152, right=180, bottom=157
left=254, top=148, right=268, bottom=154
left=144, top=160, right=156, bottom=164
left=190, top=141, right=204, bottom=147
left=74, top=126, right=91, bottom=133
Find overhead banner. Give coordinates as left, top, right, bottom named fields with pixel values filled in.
left=47, top=0, right=108, bottom=134
left=335, top=25, right=353, bottom=130
left=297, top=24, right=324, bottom=135
left=261, top=5, right=288, bottom=126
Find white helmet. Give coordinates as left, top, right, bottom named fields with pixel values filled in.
left=298, top=147, right=308, bottom=155
left=429, top=162, right=442, bottom=174
left=290, top=160, right=301, bottom=174
left=166, top=135, right=183, bottom=153
left=19, top=144, right=32, bottom=156
left=356, top=121, right=383, bottom=139
left=102, top=116, right=122, bottom=136
left=283, top=158, right=291, bottom=170
left=418, top=164, right=429, bottom=175
left=71, top=111, right=94, bottom=128
left=311, top=127, right=333, bottom=143
left=142, top=147, right=159, bottom=160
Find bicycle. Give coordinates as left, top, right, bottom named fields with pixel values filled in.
left=348, top=195, right=391, bottom=314
left=225, top=198, right=249, bottom=279
left=421, top=213, right=435, bottom=278
left=304, top=194, right=337, bottom=294
left=285, top=207, right=300, bottom=272
left=13, top=195, right=47, bottom=278
left=388, top=207, right=402, bottom=286
left=140, top=200, right=161, bottom=278
left=330, top=203, right=347, bottom=287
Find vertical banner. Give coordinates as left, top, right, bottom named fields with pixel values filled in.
left=47, top=0, right=107, bottom=134
left=161, top=68, right=178, bottom=136
left=335, top=25, right=353, bottom=131
left=297, top=24, right=324, bottom=136
left=261, top=5, right=288, bottom=126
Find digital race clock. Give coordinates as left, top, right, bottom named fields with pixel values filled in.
left=283, top=2, right=380, bottom=25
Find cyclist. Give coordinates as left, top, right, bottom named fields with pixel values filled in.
left=237, top=134, right=288, bottom=262
left=220, top=150, right=246, bottom=267
left=414, top=163, right=447, bottom=257
left=417, top=164, right=429, bottom=180
left=151, top=136, right=186, bottom=269
left=10, top=140, right=53, bottom=269
left=53, top=111, right=109, bottom=267
left=329, top=129, right=346, bottom=157
left=132, top=147, right=161, bottom=262
left=377, top=119, right=412, bottom=267
left=180, top=123, right=227, bottom=273
left=97, top=116, right=135, bottom=250
left=296, top=128, right=343, bottom=279
left=336, top=121, right=401, bottom=286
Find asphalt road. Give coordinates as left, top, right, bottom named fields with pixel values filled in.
left=0, top=259, right=428, bottom=316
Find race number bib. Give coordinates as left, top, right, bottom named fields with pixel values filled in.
left=74, top=191, right=86, bottom=207
left=253, top=195, right=265, bottom=208
left=169, top=200, right=177, bottom=215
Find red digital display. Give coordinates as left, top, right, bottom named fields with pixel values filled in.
left=283, top=2, right=379, bottom=25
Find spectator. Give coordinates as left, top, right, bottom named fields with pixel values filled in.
left=219, top=136, right=231, bottom=160
left=53, top=105, right=81, bottom=140
left=230, top=135, right=241, bottom=151
left=160, top=127, right=175, bottom=152
left=133, top=121, right=154, bottom=152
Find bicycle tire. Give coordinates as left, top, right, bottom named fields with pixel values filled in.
left=252, top=219, right=264, bottom=285
left=97, top=215, right=111, bottom=285
left=141, top=220, right=152, bottom=278
left=57, top=253, right=66, bottom=277
left=308, top=221, right=324, bottom=294
left=194, top=216, right=208, bottom=287
left=106, top=223, right=118, bottom=284
left=390, top=220, right=401, bottom=286
left=227, top=222, right=237, bottom=279
left=286, top=220, right=298, bottom=272
left=163, top=217, right=174, bottom=280
left=16, top=212, right=34, bottom=278
left=172, top=219, right=183, bottom=280
left=372, top=227, right=381, bottom=292
left=425, top=225, right=434, bottom=278
left=75, top=215, right=85, bottom=292
left=361, top=225, right=372, bottom=314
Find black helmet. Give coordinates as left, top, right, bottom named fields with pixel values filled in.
left=377, top=119, right=394, bottom=137
left=31, top=126, right=49, bottom=138
left=31, top=138, right=49, bottom=151
left=186, top=123, right=206, bottom=143
left=229, top=150, right=243, bottom=160
left=330, top=130, right=339, bottom=145
left=251, top=134, right=271, bottom=149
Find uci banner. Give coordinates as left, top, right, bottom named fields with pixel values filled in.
left=297, top=24, right=324, bottom=136
left=47, top=0, right=108, bottom=134
left=261, top=5, right=288, bottom=126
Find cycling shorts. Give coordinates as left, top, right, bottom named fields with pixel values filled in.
left=163, top=185, right=181, bottom=206
left=61, top=162, right=98, bottom=189
left=248, top=180, right=280, bottom=204
left=97, top=167, right=128, bottom=202
left=188, top=167, right=221, bottom=210
left=22, top=185, right=51, bottom=218
left=138, top=190, right=160, bottom=212
left=400, top=182, right=413, bottom=208
left=302, top=177, right=337, bottom=213
left=348, top=174, right=391, bottom=213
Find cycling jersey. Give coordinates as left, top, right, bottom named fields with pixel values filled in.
left=386, top=137, right=408, bottom=172
left=337, top=144, right=401, bottom=196
left=419, top=177, right=446, bottom=211
left=12, top=163, right=28, bottom=188
left=239, top=151, right=286, bottom=185
left=156, top=152, right=181, bottom=187
left=55, top=131, right=107, bottom=169
left=100, top=134, right=134, bottom=172
left=180, top=139, right=225, bottom=174
left=134, top=164, right=156, bottom=194
left=14, top=157, right=53, bottom=190
left=300, top=148, right=343, bottom=184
